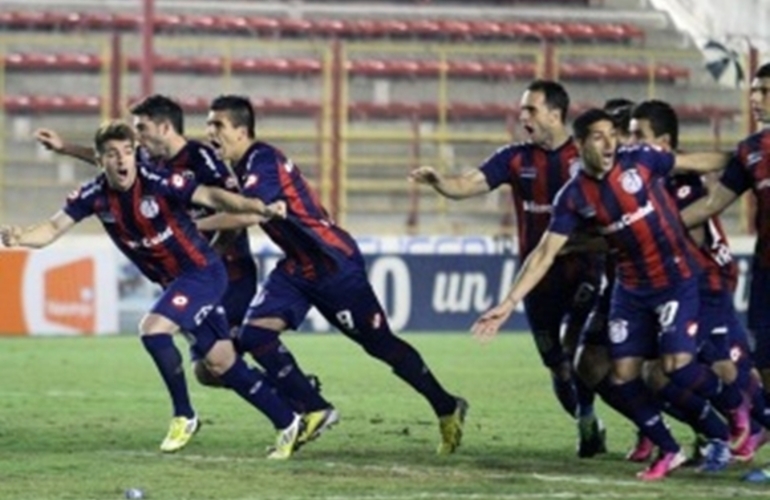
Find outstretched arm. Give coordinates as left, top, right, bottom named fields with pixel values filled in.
left=674, top=151, right=730, bottom=174
left=680, top=182, right=740, bottom=228
left=1, top=211, right=76, bottom=249
left=471, top=231, right=569, bottom=341
left=196, top=212, right=263, bottom=232
left=191, top=185, right=286, bottom=219
left=34, top=128, right=97, bottom=166
left=409, top=166, right=491, bottom=199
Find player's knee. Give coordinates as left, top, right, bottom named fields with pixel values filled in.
left=238, top=321, right=284, bottom=353
left=196, top=339, right=234, bottom=376
left=642, top=360, right=668, bottom=392
left=193, top=360, right=225, bottom=387
left=711, top=359, right=737, bottom=383
left=575, top=345, right=610, bottom=388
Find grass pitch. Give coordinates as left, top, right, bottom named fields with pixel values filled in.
left=0, top=333, right=769, bottom=500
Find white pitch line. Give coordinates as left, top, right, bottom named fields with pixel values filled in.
left=106, top=451, right=770, bottom=498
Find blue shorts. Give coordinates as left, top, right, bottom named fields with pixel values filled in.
left=152, top=261, right=231, bottom=356
left=607, top=276, right=700, bottom=360
left=244, top=261, right=389, bottom=339
left=524, top=254, right=601, bottom=368
left=695, top=288, right=735, bottom=365
left=189, top=270, right=256, bottom=362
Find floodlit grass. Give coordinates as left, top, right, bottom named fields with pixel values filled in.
left=0, top=333, right=768, bottom=500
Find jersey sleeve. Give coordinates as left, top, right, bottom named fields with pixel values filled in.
left=62, top=181, right=98, bottom=222
left=240, top=149, right=283, bottom=203
left=478, top=144, right=517, bottom=190
left=632, top=145, right=675, bottom=177
left=547, top=182, right=582, bottom=236
left=161, top=169, right=200, bottom=204
left=191, top=144, right=235, bottom=190
left=719, top=144, right=753, bottom=196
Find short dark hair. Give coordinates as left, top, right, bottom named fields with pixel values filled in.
left=603, top=98, right=635, bottom=133
left=572, top=108, right=614, bottom=142
left=526, top=80, right=570, bottom=123
left=631, top=99, right=679, bottom=150
left=756, top=63, right=770, bottom=79
left=129, top=94, right=184, bottom=134
left=209, top=95, right=256, bottom=138
left=94, top=120, right=136, bottom=154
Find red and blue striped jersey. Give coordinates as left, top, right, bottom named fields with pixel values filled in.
left=148, top=140, right=254, bottom=281
left=235, top=142, right=359, bottom=279
left=479, top=139, right=581, bottom=260
left=721, top=129, right=770, bottom=268
left=549, top=145, right=701, bottom=291
left=64, top=166, right=218, bottom=286
left=666, top=174, right=737, bottom=292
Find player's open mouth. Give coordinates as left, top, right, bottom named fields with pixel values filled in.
left=210, top=139, right=222, bottom=151
left=117, top=168, right=129, bottom=178
left=523, top=125, right=534, bottom=135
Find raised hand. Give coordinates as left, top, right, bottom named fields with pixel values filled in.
left=0, top=225, right=21, bottom=247
left=408, top=166, right=441, bottom=185
left=34, top=128, right=64, bottom=152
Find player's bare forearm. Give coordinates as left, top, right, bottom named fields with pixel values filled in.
left=506, top=233, right=568, bottom=303
left=196, top=213, right=260, bottom=232
left=674, top=151, right=730, bottom=174
left=410, top=167, right=490, bottom=199
left=62, top=144, right=97, bottom=165
left=10, top=221, right=61, bottom=248
left=193, top=186, right=288, bottom=220
left=680, top=183, right=738, bottom=228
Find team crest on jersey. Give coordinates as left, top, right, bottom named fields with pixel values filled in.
left=686, top=321, right=698, bottom=337
left=244, top=174, right=259, bottom=189
left=609, top=319, right=629, bottom=344
left=676, top=185, right=691, bottom=199
left=620, top=169, right=643, bottom=194
left=139, top=196, right=160, bottom=219
left=171, top=294, right=189, bottom=308
left=170, top=173, right=186, bottom=189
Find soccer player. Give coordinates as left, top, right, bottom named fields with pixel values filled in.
left=36, top=96, right=331, bottom=450
left=34, top=95, right=261, bottom=453
left=410, top=80, right=605, bottom=457
left=626, top=100, right=749, bottom=468
left=679, top=63, right=770, bottom=481
left=198, top=94, right=467, bottom=454
left=0, top=120, right=304, bottom=459
left=471, top=108, right=734, bottom=480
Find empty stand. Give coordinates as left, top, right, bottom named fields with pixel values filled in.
left=2, top=52, right=689, bottom=82
left=0, top=11, right=645, bottom=43
left=1, top=94, right=737, bottom=122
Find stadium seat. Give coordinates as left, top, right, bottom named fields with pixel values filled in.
left=1, top=52, right=692, bottom=84
left=0, top=10, right=646, bottom=44
left=0, top=94, right=739, bottom=123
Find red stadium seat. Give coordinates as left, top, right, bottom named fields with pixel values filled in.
left=467, top=21, right=504, bottom=38
left=153, top=13, right=184, bottom=31
left=408, top=20, right=441, bottom=38
left=447, top=61, right=485, bottom=77
left=310, top=19, right=348, bottom=37
left=561, top=23, right=596, bottom=41
left=277, top=18, right=313, bottom=35
left=438, top=20, right=472, bottom=39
